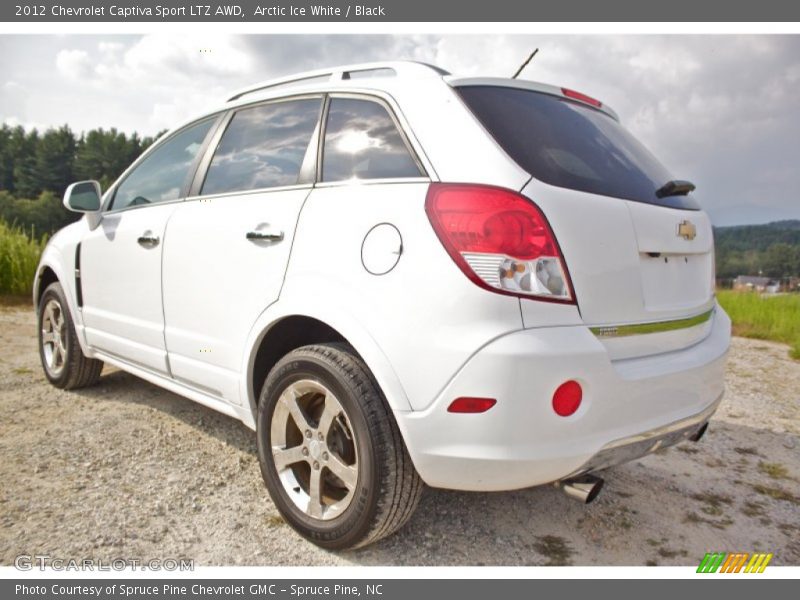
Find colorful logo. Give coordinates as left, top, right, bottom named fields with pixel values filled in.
left=697, top=552, right=773, bottom=573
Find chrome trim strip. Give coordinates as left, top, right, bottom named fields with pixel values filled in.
left=590, top=308, right=714, bottom=339
left=601, top=393, right=723, bottom=451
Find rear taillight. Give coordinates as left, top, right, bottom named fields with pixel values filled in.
left=425, top=183, right=575, bottom=303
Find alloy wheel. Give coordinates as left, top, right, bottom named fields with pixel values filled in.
left=269, top=379, right=359, bottom=520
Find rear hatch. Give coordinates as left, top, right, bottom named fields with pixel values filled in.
left=456, top=82, right=716, bottom=358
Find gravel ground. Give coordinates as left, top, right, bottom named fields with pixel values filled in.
left=1, top=305, right=798, bottom=566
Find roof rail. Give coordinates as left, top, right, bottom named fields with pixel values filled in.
left=226, top=61, right=449, bottom=102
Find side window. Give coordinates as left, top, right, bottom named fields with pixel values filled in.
left=201, top=98, right=322, bottom=196
left=110, top=118, right=214, bottom=211
left=322, top=98, right=422, bottom=182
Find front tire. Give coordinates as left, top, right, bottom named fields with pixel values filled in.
left=38, top=282, right=103, bottom=389
left=256, top=344, right=422, bottom=550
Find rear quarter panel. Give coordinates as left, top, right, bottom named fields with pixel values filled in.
left=279, top=181, right=524, bottom=412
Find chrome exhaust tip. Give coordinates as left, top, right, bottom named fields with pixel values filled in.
left=557, top=474, right=604, bottom=504
left=689, top=422, right=709, bottom=442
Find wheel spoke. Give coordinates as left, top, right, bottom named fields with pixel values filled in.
left=53, top=345, right=64, bottom=368
left=42, top=331, right=55, bottom=344
left=307, top=467, right=324, bottom=518
left=317, top=392, right=343, bottom=437
left=280, top=388, right=311, bottom=432
left=44, top=304, right=55, bottom=327
left=327, top=454, right=358, bottom=490
left=272, top=444, right=307, bottom=472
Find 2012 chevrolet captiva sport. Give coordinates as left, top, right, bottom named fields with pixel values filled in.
left=34, top=62, right=730, bottom=549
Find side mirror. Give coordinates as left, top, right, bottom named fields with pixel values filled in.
left=63, top=180, right=102, bottom=213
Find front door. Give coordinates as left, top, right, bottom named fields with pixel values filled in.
left=80, top=117, right=217, bottom=374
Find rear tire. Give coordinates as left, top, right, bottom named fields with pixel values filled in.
left=37, top=282, right=103, bottom=390
left=256, top=343, right=422, bottom=550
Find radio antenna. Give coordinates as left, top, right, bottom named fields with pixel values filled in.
left=512, top=48, right=539, bottom=79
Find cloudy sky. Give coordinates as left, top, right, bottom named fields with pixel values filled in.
left=1, top=34, right=798, bottom=226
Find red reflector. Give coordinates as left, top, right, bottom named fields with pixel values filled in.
left=561, top=88, right=602, bottom=108
left=447, top=397, right=497, bottom=414
left=552, top=380, right=582, bottom=417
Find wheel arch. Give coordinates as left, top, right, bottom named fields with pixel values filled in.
left=242, top=306, right=413, bottom=422
left=34, top=265, right=59, bottom=311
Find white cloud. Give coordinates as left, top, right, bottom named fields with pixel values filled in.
left=1, top=34, right=798, bottom=225
left=55, top=49, right=92, bottom=79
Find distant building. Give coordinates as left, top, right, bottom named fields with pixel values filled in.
left=733, top=275, right=775, bottom=293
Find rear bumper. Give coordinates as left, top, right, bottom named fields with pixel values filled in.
left=394, top=304, right=731, bottom=491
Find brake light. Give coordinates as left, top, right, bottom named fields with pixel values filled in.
left=425, top=183, right=575, bottom=303
left=561, top=88, right=602, bottom=108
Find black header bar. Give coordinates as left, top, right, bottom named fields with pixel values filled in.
left=3, top=0, right=800, bottom=22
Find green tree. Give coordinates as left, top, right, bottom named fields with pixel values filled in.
left=74, top=128, right=150, bottom=190
left=0, top=124, right=13, bottom=192
left=0, top=190, right=76, bottom=236
left=9, top=127, right=42, bottom=198
left=762, top=243, right=800, bottom=279
left=11, top=127, right=41, bottom=198
left=34, top=125, right=76, bottom=197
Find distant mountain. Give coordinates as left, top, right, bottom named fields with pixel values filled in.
left=714, top=220, right=800, bottom=280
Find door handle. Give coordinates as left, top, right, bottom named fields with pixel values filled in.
left=137, top=233, right=160, bottom=248
left=246, top=230, right=284, bottom=242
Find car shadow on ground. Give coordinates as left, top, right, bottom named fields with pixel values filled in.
left=69, top=368, right=800, bottom=567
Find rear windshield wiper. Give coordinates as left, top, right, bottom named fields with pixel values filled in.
left=655, top=180, right=696, bottom=198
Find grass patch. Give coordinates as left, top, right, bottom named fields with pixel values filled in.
left=734, top=446, right=762, bottom=457
left=533, top=535, right=573, bottom=566
left=690, top=492, right=733, bottom=516
left=684, top=511, right=734, bottom=530
left=717, top=290, right=800, bottom=359
left=758, top=461, right=790, bottom=480
left=265, top=514, right=285, bottom=527
left=741, top=501, right=766, bottom=518
left=751, top=483, right=799, bottom=505
left=658, top=547, right=688, bottom=559
left=0, top=220, right=46, bottom=296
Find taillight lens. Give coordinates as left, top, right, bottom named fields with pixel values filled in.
left=425, top=183, right=575, bottom=303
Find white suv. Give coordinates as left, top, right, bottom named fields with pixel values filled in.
left=34, top=61, right=731, bottom=549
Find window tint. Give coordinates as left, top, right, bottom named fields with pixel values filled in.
left=111, top=118, right=214, bottom=210
left=457, top=86, right=699, bottom=210
left=202, top=98, right=322, bottom=195
left=322, top=98, right=422, bottom=182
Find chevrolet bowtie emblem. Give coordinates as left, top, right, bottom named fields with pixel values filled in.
left=677, top=220, right=697, bottom=241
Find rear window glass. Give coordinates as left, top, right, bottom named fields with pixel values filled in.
left=457, top=86, right=699, bottom=210
left=202, top=98, right=321, bottom=195
left=322, top=98, right=422, bottom=182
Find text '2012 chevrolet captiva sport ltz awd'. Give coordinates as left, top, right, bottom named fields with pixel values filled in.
left=35, top=61, right=730, bottom=549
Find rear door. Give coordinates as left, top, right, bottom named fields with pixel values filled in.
left=80, top=117, right=217, bottom=373
left=457, top=84, right=716, bottom=355
left=161, top=96, right=322, bottom=404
